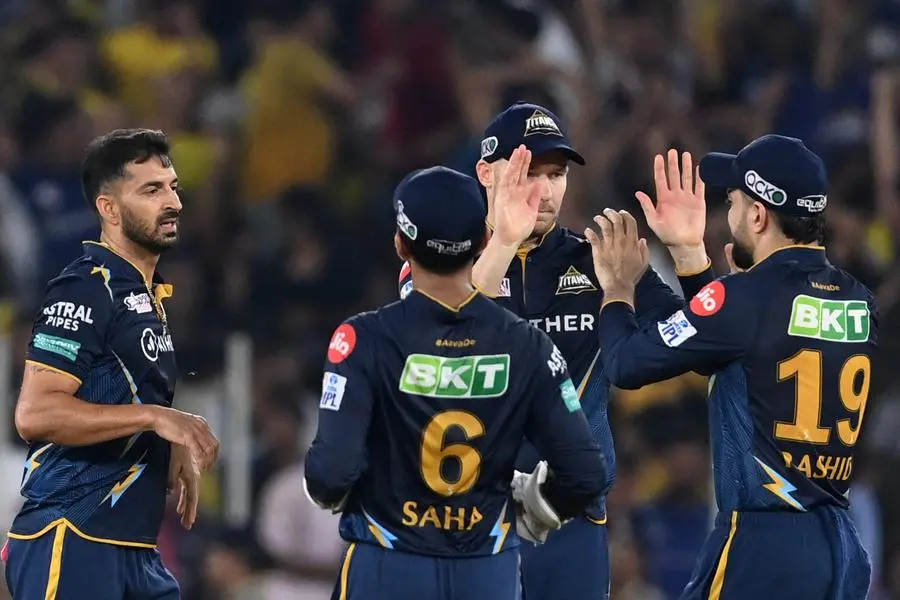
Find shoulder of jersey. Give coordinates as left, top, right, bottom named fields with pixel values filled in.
left=326, top=311, right=380, bottom=364
left=46, top=255, right=108, bottom=288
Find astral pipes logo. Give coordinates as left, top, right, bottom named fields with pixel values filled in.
left=744, top=170, right=787, bottom=206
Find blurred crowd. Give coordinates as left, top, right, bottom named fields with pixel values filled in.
left=0, top=0, right=899, bottom=598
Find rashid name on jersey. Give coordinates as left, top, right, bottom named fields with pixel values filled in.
left=305, top=289, right=605, bottom=557
left=598, top=246, right=878, bottom=512
left=10, top=241, right=178, bottom=548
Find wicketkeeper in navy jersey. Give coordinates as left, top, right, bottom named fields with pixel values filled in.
left=399, top=102, right=685, bottom=599
left=3, top=129, right=219, bottom=600
left=587, top=136, right=874, bottom=599
left=305, top=166, right=606, bottom=600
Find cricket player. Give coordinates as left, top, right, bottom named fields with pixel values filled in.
left=399, top=102, right=685, bottom=599
left=587, top=135, right=874, bottom=599
left=304, top=166, right=606, bottom=600
left=3, top=129, right=220, bottom=600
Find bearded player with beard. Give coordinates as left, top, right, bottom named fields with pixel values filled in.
left=3, top=129, right=219, bottom=600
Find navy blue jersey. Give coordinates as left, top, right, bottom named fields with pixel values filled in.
left=305, top=290, right=605, bottom=557
left=11, top=242, right=177, bottom=547
left=598, top=246, right=878, bottom=512
left=400, top=225, right=682, bottom=518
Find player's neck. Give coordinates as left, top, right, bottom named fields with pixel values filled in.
left=99, top=231, right=160, bottom=285
left=412, top=269, right=476, bottom=310
left=752, top=233, right=807, bottom=266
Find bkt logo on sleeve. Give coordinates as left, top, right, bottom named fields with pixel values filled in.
left=141, top=327, right=175, bottom=361
left=43, top=302, right=94, bottom=332
left=399, top=354, right=510, bottom=398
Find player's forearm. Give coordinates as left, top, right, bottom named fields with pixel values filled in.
left=668, top=243, right=710, bottom=276
left=541, top=450, right=607, bottom=520
left=472, top=238, right=519, bottom=296
left=15, top=393, right=156, bottom=446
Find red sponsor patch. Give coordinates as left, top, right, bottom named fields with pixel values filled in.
left=399, top=261, right=411, bottom=283
left=327, top=323, right=357, bottom=363
left=1, top=539, right=8, bottom=563
left=689, top=281, right=726, bottom=317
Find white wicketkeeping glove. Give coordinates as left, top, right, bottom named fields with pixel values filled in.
left=510, top=461, right=563, bottom=545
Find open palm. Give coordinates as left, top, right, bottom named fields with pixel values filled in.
left=492, top=145, right=542, bottom=246
left=635, top=149, right=706, bottom=248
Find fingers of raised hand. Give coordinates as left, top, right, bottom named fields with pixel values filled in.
left=503, top=145, right=528, bottom=189
left=593, top=213, right=613, bottom=241
left=653, top=153, right=667, bottom=194
left=619, top=209, right=638, bottom=240
left=667, top=149, right=681, bottom=191
left=681, top=152, right=693, bottom=192
left=519, top=147, right=532, bottom=184
left=695, top=166, right=705, bottom=199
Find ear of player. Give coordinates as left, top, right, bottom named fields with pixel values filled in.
left=510, top=460, right=566, bottom=545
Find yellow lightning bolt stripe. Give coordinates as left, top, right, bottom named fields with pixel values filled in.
left=90, top=266, right=114, bottom=300
left=21, top=443, right=53, bottom=488
left=754, top=457, right=805, bottom=511
left=103, top=463, right=146, bottom=506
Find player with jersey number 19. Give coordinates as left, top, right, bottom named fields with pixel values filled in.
left=304, top=165, right=605, bottom=600
left=588, top=135, right=875, bottom=599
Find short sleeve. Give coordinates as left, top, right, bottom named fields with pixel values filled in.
left=27, top=271, right=113, bottom=383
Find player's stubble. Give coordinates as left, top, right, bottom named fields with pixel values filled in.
left=120, top=203, right=181, bottom=256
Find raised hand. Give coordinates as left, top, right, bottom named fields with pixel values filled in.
left=635, top=149, right=706, bottom=248
left=491, top=145, right=542, bottom=246
left=584, top=208, right=650, bottom=295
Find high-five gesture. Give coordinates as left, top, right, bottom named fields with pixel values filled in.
left=491, top=145, right=542, bottom=246
left=584, top=208, right=650, bottom=298
left=635, top=149, right=706, bottom=248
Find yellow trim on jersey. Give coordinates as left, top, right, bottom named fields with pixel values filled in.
left=338, top=543, right=357, bottom=600
left=7, top=518, right=157, bottom=549
left=748, top=244, right=825, bottom=271
left=585, top=515, right=608, bottom=526
left=415, top=289, right=478, bottom=313
left=599, top=298, right=634, bottom=312
left=25, top=361, right=82, bottom=385
left=708, top=512, right=739, bottom=599
left=675, top=259, right=713, bottom=277
left=44, top=522, right=67, bottom=600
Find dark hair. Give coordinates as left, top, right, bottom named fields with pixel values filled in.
left=771, top=212, right=827, bottom=244
left=398, top=235, right=479, bottom=275
left=80, top=129, right=171, bottom=212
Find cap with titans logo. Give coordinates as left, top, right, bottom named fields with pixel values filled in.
left=394, top=166, right=487, bottom=271
left=699, top=134, right=828, bottom=217
left=479, top=102, right=585, bottom=165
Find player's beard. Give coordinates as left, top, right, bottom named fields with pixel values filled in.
left=730, top=237, right=755, bottom=270
left=121, top=205, right=180, bottom=255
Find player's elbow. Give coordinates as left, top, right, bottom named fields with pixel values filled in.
left=303, top=448, right=358, bottom=507
left=15, top=399, right=47, bottom=442
left=605, top=360, right=648, bottom=390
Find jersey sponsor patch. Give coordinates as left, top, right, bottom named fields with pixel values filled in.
left=124, top=292, right=153, bottom=314
left=328, top=323, right=357, bottom=363
left=141, top=328, right=175, bottom=361
left=399, top=353, right=510, bottom=398
left=547, top=344, right=567, bottom=377
left=400, top=280, right=414, bottom=299
left=498, top=278, right=511, bottom=297
left=657, top=310, right=698, bottom=347
left=556, top=266, right=597, bottom=295
left=690, top=280, right=726, bottom=316
left=560, top=378, right=580, bottom=412
left=399, top=262, right=411, bottom=283
left=320, top=372, right=348, bottom=411
left=788, top=295, right=869, bottom=343
left=33, top=333, right=81, bottom=361
left=42, top=301, right=94, bottom=332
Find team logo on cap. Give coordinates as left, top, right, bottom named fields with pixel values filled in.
left=744, top=170, right=787, bottom=206
left=524, top=110, right=563, bottom=138
left=481, top=136, right=499, bottom=159
left=797, top=195, right=827, bottom=212
left=396, top=201, right=418, bottom=240
left=426, top=239, right=472, bottom=255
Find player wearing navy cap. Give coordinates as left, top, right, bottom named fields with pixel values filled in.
left=399, top=103, right=686, bottom=599
left=305, top=166, right=606, bottom=600
left=585, top=135, right=875, bottom=599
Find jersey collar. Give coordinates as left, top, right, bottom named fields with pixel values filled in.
left=82, top=241, right=172, bottom=297
left=748, top=244, right=828, bottom=272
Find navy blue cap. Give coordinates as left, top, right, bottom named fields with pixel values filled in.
left=699, top=134, right=828, bottom=217
left=480, top=102, right=585, bottom=165
left=394, top=166, right=487, bottom=267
